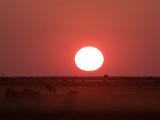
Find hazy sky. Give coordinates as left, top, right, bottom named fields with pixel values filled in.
left=0, top=0, right=160, bottom=76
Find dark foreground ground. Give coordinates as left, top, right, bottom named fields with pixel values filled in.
left=0, top=76, right=160, bottom=120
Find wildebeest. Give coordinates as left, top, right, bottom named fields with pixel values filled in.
left=5, top=88, right=40, bottom=99
left=45, top=84, right=56, bottom=94
left=21, top=88, right=40, bottom=98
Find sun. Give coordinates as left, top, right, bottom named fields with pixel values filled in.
left=75, top=46, right=104, bottom=71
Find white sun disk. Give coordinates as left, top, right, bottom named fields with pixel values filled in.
left=75, top=47, right=104, bottom=71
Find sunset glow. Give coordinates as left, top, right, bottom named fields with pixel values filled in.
left=75, top=47, right=104, bottom=71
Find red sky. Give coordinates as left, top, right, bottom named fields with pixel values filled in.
left=0, top=0, right=160, bottom=76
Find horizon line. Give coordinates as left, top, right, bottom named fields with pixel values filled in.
left=0, top=75, right=160, bottom=79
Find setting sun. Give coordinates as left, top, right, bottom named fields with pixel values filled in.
left=75, top=47, right=104, bottom=71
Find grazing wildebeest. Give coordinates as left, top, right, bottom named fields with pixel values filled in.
left=46, top=84, right=56, bottom=94
left=5, top=88, right=40, bottom=99
left=22, top=88, right=40, bottom=98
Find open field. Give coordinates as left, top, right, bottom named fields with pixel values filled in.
left=0, top=76, right=160, bottom=120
